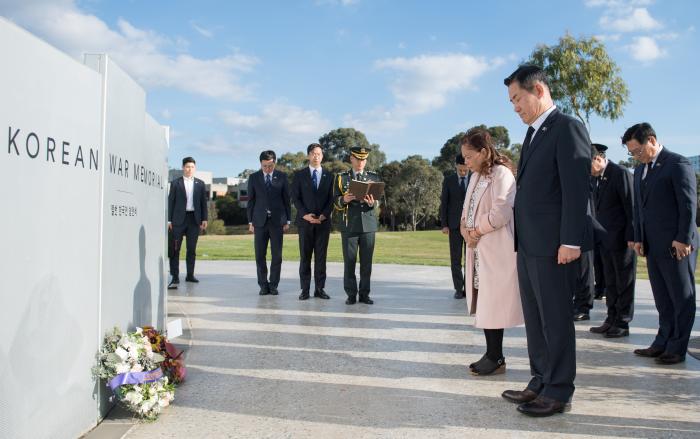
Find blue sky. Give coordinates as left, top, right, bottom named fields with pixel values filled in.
left=2, top=0, right=698, bottom=176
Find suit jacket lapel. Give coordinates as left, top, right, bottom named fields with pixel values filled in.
left=641, top=148, right=667, bottom=205
left=517, top=109, right=558, bottom=181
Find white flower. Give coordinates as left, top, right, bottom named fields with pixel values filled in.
left=114, top=347, right=128, bottom=361
left=124, top=390, right=143, bottom=405
left=115, top=363, right=130, bottom=374
left=130, top=363, right=144, bottom=373
left=135, top=327, right=143, bottom=335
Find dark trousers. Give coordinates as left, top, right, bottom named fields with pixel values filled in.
left=600, top=247, right=636, bottom=328
left=342, top=231, right=375, bottom=298
left=573, top=250, right=594, bottom=314
left=517, top=250, right=577, bottom=402
left=254, top=220, right=284, bottom=289
left=448, top=228, right=465, bottom=293
left=646, top=250, right=697, bottom=355
left=593, top=244, right=606, bottom=295
left=170, top=212, right=199, bottom=279
left=298, top=221, right=331, bottom=292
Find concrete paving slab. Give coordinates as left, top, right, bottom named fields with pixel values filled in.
left=120, top=261, right=699, bottom=438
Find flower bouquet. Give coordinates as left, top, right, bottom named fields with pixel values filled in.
left=142, top=325, right=187, bottom=384
left=94, top=327, right=175, bottom=420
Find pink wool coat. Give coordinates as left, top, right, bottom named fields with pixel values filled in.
left=461, top=164, right=524, bottom=329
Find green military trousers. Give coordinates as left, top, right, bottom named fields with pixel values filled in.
left=341, top=231, right=376, bottom=299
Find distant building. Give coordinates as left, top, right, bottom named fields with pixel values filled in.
left=688, top=155, right=700, bottom=174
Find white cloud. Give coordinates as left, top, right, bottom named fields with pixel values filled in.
left=190, top=21, right=214, bottom=38
left=626, top=36, right=666, bottom=62
left=218, top=101, right=331, bottom=153
left=375, top=53, right=499, bottom=115
left=343, top=53, right=501, bottom=135
left=600, top=7, right=662, bottom=32
left=0, top=0, right=258, bottom=100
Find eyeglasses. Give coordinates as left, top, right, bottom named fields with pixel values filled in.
left=627, top=146, right=644, bottom=157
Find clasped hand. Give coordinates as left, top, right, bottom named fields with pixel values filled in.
left=303, top=213, right=327, bottom=224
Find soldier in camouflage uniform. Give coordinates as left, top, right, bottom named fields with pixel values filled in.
left=333, top=146, right=382, bottom=305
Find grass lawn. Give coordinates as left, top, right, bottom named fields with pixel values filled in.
left=188, top=229, right=700, bottom=280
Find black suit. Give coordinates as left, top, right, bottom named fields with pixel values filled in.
left=593, top=161, right=636, bottom=329
left=633, top=147, right=698, bottom=355
left=514, top=108, right=592, bottom=403
left=247, top=169, right=291, bottom=290
left=291, top=167, right=333, bottom=292
left=168, top=176, right=208, bottom=279
left=439, top=172, right=470, bottom=293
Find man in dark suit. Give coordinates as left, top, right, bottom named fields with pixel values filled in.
left=247, top=150, right=291, bottom=296
left=625, top=123, right=698, bottom=365
left=291, top=143, right=333, bottom=300
left=588, top=143, right=637, bottom=338
left=440, top=154, right=470, bottom=299
left=501, top=65, right=592, bottom=417
left=168, top=156, right=208, bottom=286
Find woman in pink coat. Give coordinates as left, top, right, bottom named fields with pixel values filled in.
left=460, top=127, right=524, bottom=376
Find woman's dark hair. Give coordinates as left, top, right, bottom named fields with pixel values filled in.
left=259, top=150, right=277, bottom=162
left=460, top=127, right=514, bottom=175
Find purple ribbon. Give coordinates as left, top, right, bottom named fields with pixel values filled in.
left=108, top=367, right=163, bottom=390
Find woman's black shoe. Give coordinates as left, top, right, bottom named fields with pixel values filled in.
left=471, top=357, right=506, bottom=376
left=469, top=353, right=488, bottom=370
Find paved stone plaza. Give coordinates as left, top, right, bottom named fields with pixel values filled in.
left=93, top=260, right=699, bottom=438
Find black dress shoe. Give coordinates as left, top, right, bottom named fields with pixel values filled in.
left=604, top=327, right=629, bottom=338
left=314, top=289, right=330, bottom=299
left=259, top=288, right=270, bottom=295
left=269, top=287, right=279, bottom=295
left=517, top=396, right=570, bottom=417
left=185, top=276, right=199, bottom=283
left=454, top=290, right=466, bottom=299
left=655, top=353, right=685, bottom=364
left=171, top=277, right=180, bottom=285
left=471, top=357, right=505, bottom=376
left=299, top=290, right=310, bottom=300
left=589, top=322, right=612, bottom=334
left=594, top=289, right=606, bottom=300
left=502, top=388, right=538, bottom=404
left=345, top=296, right=357, bottom=305
left=634, top=346, right=664, bottom=357
left=358, top=295, right=374, bottom=304
left=573, top=312, right=590, bottom=321
left=167, top=282, right=178, bottom=290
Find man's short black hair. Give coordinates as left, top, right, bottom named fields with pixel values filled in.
left=621, top=122, right=656, bottom=145
left=455, top=154, right=465, bottom=165
left=504, top=64, right=549, bottom=92
left=259, top=150, right=277, bottom=162
left=182, top=156, right=196, bottom=166
left=307, top=143, right=323, bottom=154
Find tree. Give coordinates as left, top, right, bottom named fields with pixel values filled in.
left=378, top=161, right=402, bottom=230
left=215, top=195, right=248, bottom=225
left=432, top=125, right=511, bottom=174
left=237, top=169, right=256, bottom=178
left=318, top=127, right=386, bottom=171
left=387, top=155, right=443, bottom=231
left=529, top=33, right=629, bottom=131
left=618, top=157, right=641, bottom=169
left=276, top=151, right=307, bottom=177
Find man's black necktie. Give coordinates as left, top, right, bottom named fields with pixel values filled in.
left=521, top=126, right=535, bottom=158
left=265, top=173, right=272, bottom=190
left=460, top=176, right=466, bottom=192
